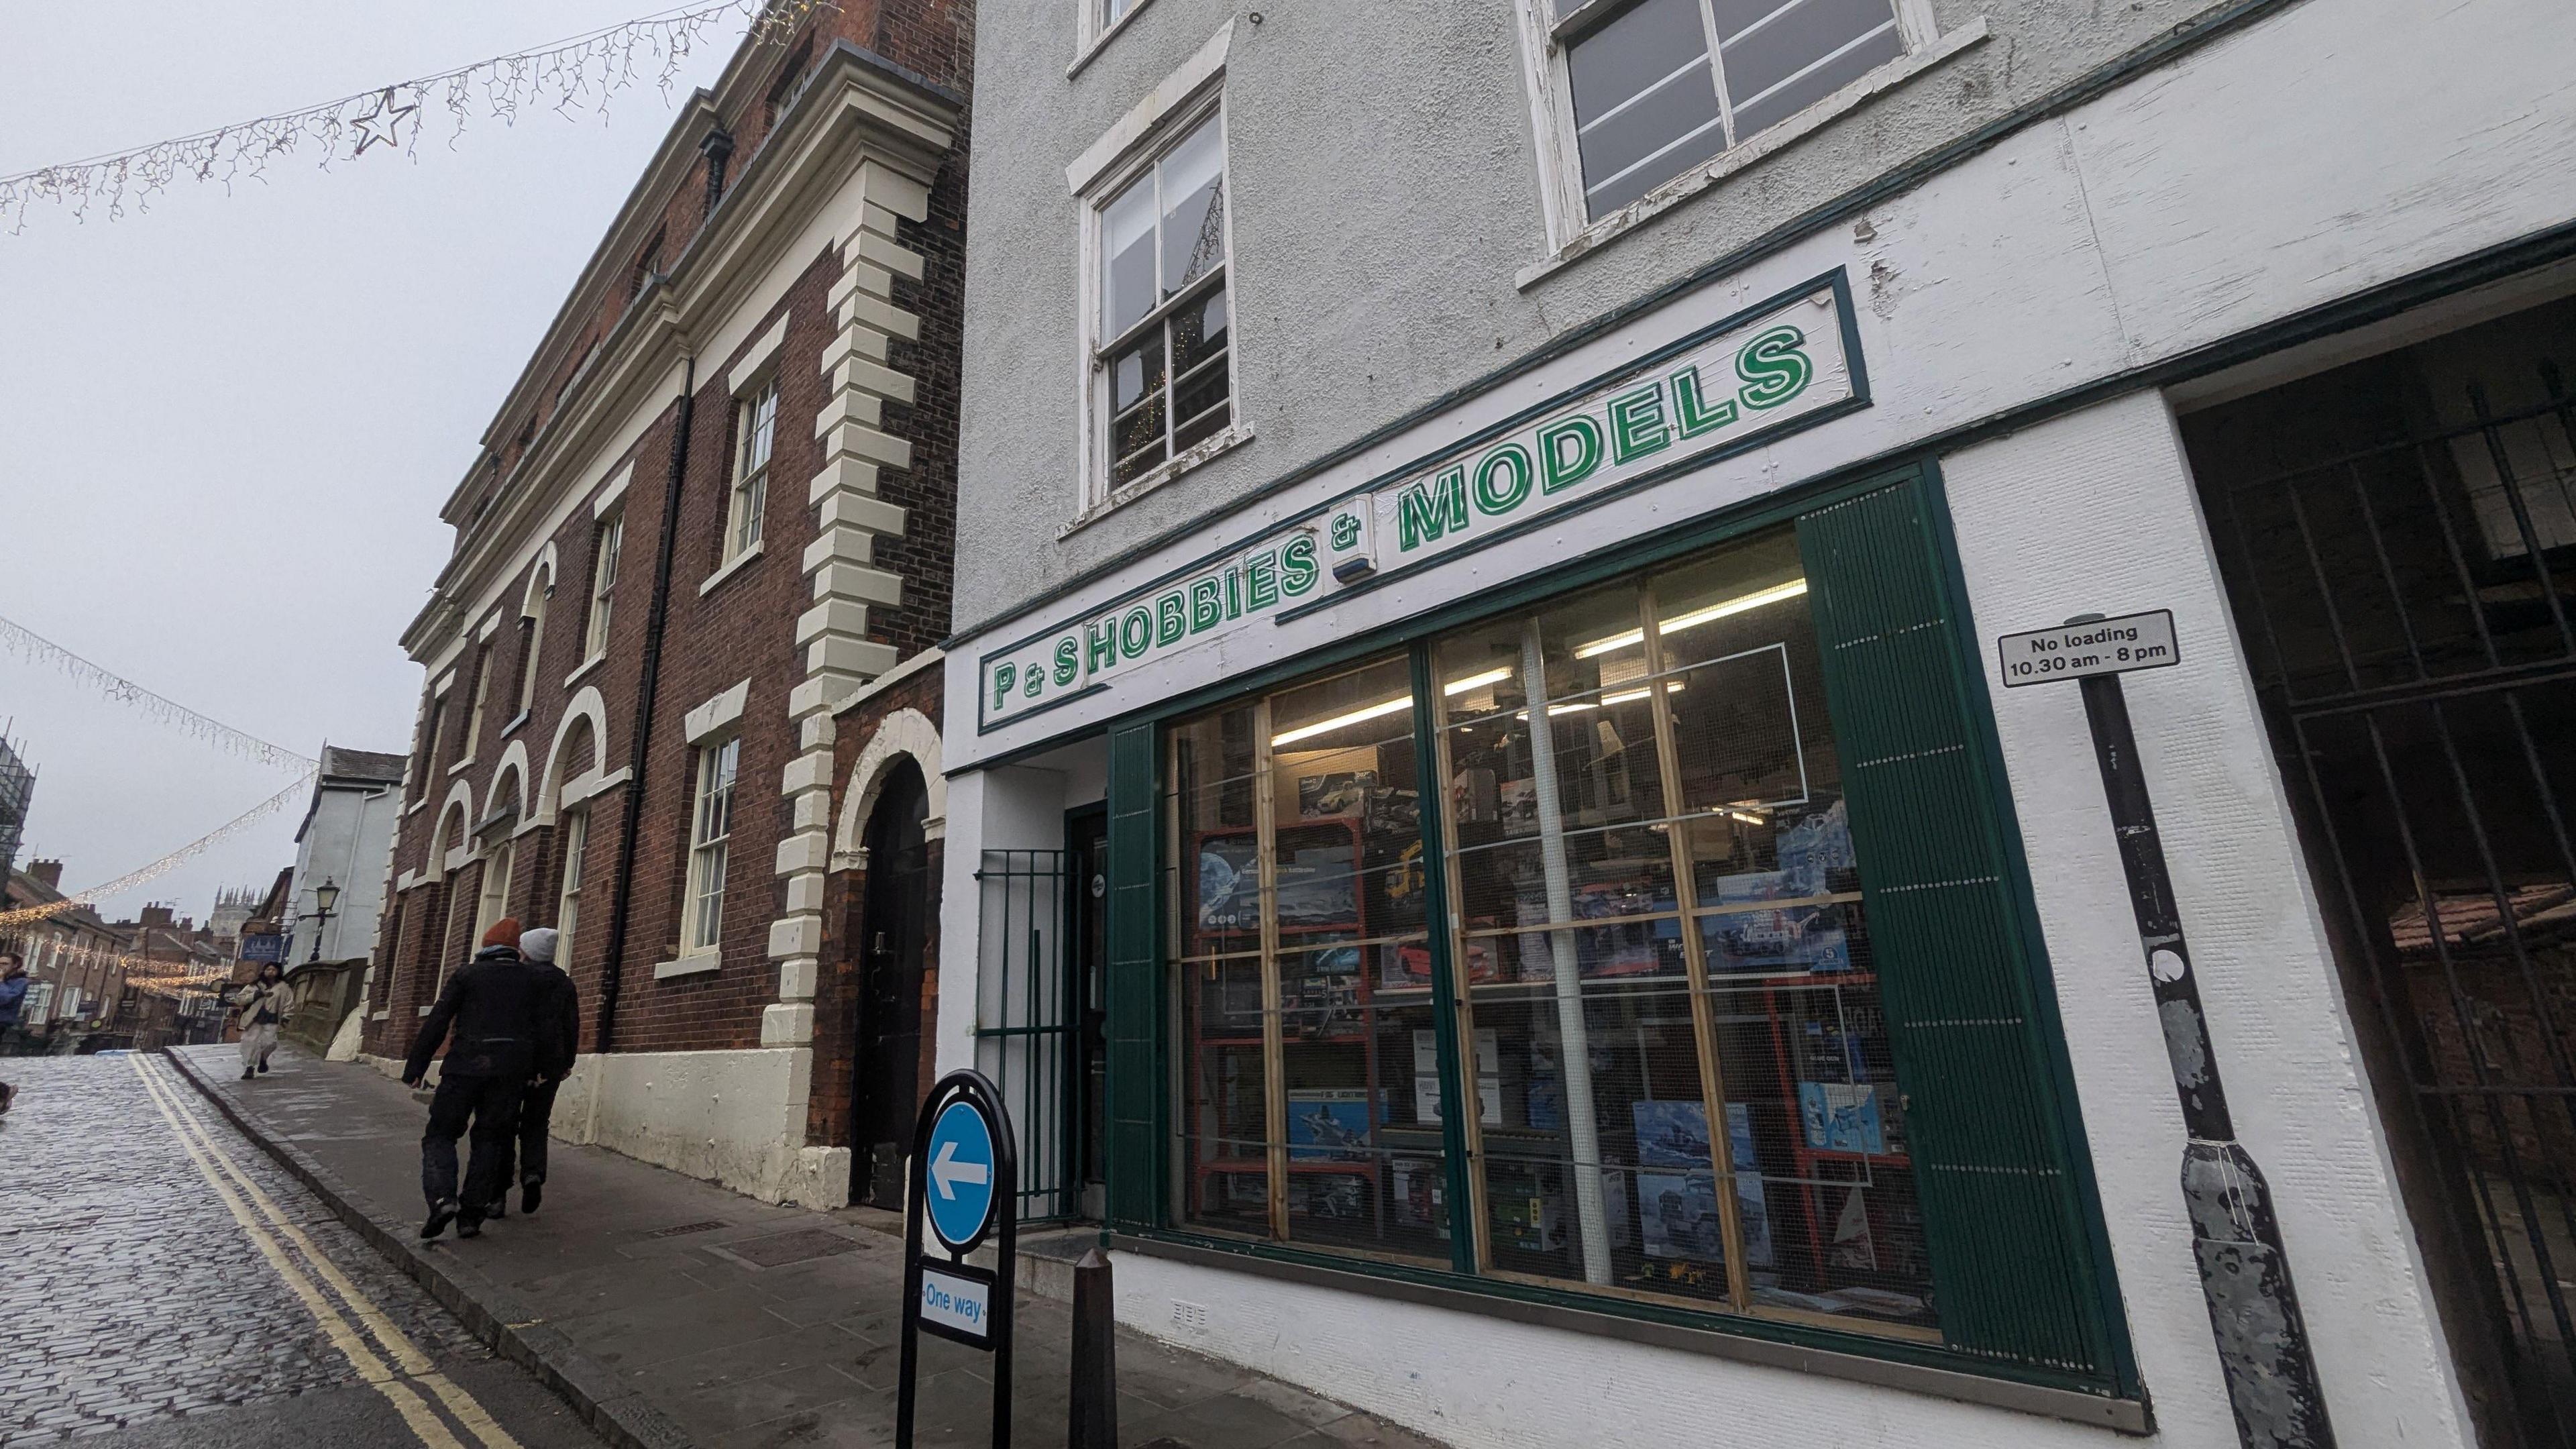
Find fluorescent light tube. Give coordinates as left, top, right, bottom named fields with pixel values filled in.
left=1574, top=578, right=1809, bottom=659
left=1271, top=695, right=1411, bottom=747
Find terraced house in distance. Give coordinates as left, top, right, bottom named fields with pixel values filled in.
left=363, top=0, right=973, bottom=1216
left=938, top=0, right=2576, bottom=1445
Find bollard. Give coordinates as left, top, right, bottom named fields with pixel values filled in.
left=1068, top=1246, right=1118, bottom=1449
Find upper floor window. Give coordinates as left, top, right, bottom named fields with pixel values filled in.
left=1091, top=111, right=1234, bottom=504
left=459, top=643, right=495, bottom=765
left=1550, top=0, right=1920, bottom=219
left=584, top=511, right=624, bottom=660
left=413, top=688, right=449, bottom=802
left=682, top=737, right=741, bottom=953
left=727, top=380, right=777, bottom=562
left=515, top=566, right=552, bottom=718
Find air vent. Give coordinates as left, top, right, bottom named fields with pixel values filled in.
left=1170, top=1299, right=1210, bottom=1334
left=647, top=1220, right=729, bottom=1238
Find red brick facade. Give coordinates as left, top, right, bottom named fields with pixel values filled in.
left=362, top=5, right=969, bottom=1208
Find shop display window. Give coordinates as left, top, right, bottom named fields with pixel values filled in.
left=1162, top=525, right=1934, bottom=1334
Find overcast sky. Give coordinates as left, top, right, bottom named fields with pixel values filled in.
left=0, top=2, right=737, bottom=924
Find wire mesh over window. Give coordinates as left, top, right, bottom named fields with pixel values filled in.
left=1563, top=0, right=1907, bottom=215
left=1161, top=525, right=1936, bottom=1334
left=1100, top=115, right=1232, bottom=492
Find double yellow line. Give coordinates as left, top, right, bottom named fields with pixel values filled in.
left=131, top=1055, right=525, bottom=1449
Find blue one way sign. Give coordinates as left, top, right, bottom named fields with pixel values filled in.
left=924, top=1099, right=998, bottom=1251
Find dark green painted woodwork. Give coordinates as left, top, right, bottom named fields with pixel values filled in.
left=1796, top=472, right=2129, bottom=1389
left=1102, top=720, right=1163, bottom=1232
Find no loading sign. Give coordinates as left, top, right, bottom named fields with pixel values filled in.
left=1996, top=610, right=2178, bottom=688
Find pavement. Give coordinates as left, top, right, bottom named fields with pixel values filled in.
left=0, top=1052, right=603, bottom=1447
left=159, top=1044, right=1448, bottom=1449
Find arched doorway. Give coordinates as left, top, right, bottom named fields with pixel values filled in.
left=851, top=760, right=932, bottom=1208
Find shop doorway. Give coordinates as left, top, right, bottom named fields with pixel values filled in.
left=852, top=762, right=932, bottom=1211
left=2184, top=294, right=2576, bottom=1446
left=1068, top=805, right=1111, bottom=1220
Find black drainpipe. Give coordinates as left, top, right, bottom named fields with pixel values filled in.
left=594, top=352, right=695, bottom=1053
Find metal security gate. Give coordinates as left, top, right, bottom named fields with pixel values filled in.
left=2186, top=297, right=2576, bottom=1446
left=974, top=849, right=1077, bottom=1223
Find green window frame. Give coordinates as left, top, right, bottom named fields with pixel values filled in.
left=1098, top=464, right=2136, bottom=1399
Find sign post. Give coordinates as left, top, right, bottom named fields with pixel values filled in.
left=1999, top=612, right=2334, bottom=1448
left=896, top=1069, right=1018, bottom=1449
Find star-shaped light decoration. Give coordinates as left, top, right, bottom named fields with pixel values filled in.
left=349, top=87, right=418, bottom=158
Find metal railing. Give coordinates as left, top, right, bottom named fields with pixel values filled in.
left=973, top=849, right=1076, bottom=1223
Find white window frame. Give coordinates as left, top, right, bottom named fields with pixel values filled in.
left=584, top=510, right=624, bottom=662
left=1515, top=0, right=1966, bottom=272
left=459, top=643, right=495, bottom=767
left=724, top=378, right=777, bottom=566
left=678, top=737, right=739, bottom=957
left=413, top=686, right=450, bottom=804
left=1073, top=0, right=1155, bottom=71
left=472, top=836, right=517, bottom=951
left=555, top=806, right=588, bottom=967
left=515, top=564, right=553, bottom=718
left=1075, top=93, right=1246, bottom=521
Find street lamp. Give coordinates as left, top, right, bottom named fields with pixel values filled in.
left=307, top=877, right=341, bottom=963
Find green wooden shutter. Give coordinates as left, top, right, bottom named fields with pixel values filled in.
left=1103, top=721, right=1164, bottom=1232
left=1799, top=472, right=2133, bottom=1391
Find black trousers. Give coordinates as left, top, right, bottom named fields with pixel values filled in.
left=496, top=1077, right=560, bottom=1191
left=421, top=1071, right=523, bottom=1215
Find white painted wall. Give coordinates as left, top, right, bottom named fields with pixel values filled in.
left=923, top=0, right=2573, bottom=1438
left=284, top=780, right=401, bottom=967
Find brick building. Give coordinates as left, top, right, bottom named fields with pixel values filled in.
left=360, top=0, right=969, bottom=1211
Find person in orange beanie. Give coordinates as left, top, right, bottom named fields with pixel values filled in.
left=402, top=916, right=549, bottom=1240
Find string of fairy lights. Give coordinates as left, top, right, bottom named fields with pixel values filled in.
left=0, top=614, right=317, bottom=929
left=0, top=0, right=834, bottom=229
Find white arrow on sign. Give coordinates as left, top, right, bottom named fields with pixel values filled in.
left=930, top=1138, right=991, bottom=1200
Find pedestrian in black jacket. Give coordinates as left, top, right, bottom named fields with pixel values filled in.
left=403, top=917, right=547, bottom=1240
left=491, top=926, right=578, bottom=1218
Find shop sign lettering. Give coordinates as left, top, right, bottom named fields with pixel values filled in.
left=980, top=281, right=1862, bottom=730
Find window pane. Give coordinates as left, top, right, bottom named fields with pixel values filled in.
left=1434, top=523, right=1937, bottom=1330
left=1568, top=0, right=1725, bottom=214
left=1175, top=955, right=1273, bottom=1235
left=1159, top=119, right=1226, bottom=296
left=1110, top=330, right=1169, bottom=484
left=1102, top=176, right=1158, bottom=339
left=1714, top=0, right=1904, bottom=142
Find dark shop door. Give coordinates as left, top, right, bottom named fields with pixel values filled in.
left=2184, top=294, right=2576, bottom=1447
left=853, top=763, right=932, bottom=1211
left=1069, top=805, right=1111, bottom=1220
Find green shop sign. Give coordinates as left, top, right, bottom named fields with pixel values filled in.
left=979, top=274, right=1864, bottom=731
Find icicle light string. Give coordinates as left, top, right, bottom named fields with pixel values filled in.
left=0, top=0, right=835, bottom=230
left=0, top=774, right=314, bottom=928
left=0, top=614, right=315, bottom=771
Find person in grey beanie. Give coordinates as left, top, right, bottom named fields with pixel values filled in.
left=492, top=926, right=580, bottom=1217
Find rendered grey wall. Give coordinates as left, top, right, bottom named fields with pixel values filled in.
left=953, top=0, right=2244, bottom=637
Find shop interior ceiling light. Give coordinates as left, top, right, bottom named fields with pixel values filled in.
left=1574, top=578, right=1809, bottom=659
left=1271, top=695, right=1413, bottom=747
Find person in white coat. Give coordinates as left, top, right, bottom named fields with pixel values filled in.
left=229, top=962, right=293, bottom=1079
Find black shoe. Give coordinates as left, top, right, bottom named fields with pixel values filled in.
left=521, top=1179, right=543, bottom=1215
left=241, top=1069, right=256, bottom=1081
left=421, top=1199, right=460, bottom=1240
left=488, top=1197, right=508, bottom=1220
left=458, top=1214, right=484, bottom=1240
left=258, top=1061, right=271, bottom=1074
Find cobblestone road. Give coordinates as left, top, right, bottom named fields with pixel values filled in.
left=0, top=1055, right=599, bottom=1446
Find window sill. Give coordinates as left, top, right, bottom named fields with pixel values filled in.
left=447, top=757, right=476, bottom=777
left=1066, top=0, right=1157, bottom=79
left=698, top=541, right=765, bottom=598
left=1110, top=1230, right=2147, bottom=1432
left=654, top=951, right=722, bottom=980
left=1060, top=424, right=1253, bottom=541
left=564, top=654, right=607, bottom=691
left=1515, top=17, right=1990, bottom=291
left=499, top=710, right=530, bottom=741
left=371, top=1010, right=389, bottom=1022
left=417, top=1005, right=433, bottom=1017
